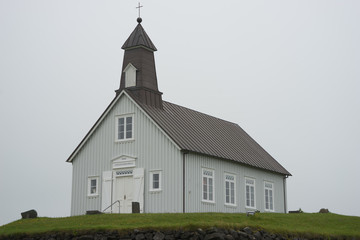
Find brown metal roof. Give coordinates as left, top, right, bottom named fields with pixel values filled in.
left=134, top=96, right=291, bottom=176
left=122, top=23, right=157, bottom=51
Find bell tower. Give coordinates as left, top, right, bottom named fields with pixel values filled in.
left=116, top=17, right=163, bottom=109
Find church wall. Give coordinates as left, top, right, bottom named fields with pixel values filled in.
left=70, top=93, right=183, bottom=216
left=184, top=153, right=286, bottom=213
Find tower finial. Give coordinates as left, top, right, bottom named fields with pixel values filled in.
left=136, top=2, right=143, bottom=23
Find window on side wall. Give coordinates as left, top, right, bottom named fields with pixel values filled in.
left=264, top=182, right=274, bottom=211
left=115, top=114, right=134, bottom=141
left=245, top=177, right=255, bottom=208
left=225, top=173, right=236, bottom=206
left=88, top=176, right=99, bottom=197
left=202, top=168, right=215, bottom=203
left=150, top=170, right=162, bottom=192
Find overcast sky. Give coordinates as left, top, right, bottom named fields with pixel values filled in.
left=1, top=0, right=359, bottom=226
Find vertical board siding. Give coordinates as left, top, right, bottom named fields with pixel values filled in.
left=70, top=93, right=286, bottom=215
left=71, top=95, right=183, bottom=215
left=185, top=153, right=285, bottom=213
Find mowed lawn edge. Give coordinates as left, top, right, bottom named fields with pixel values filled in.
left=0, top=213, right=359, bottom=239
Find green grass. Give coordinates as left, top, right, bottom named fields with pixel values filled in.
left=0, top=213, right=359, bottom=239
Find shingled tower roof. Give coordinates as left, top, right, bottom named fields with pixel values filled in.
left=122, top=18, right=157, bottom=51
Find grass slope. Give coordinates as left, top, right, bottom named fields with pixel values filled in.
left=0, top=213, right=359, bottom=239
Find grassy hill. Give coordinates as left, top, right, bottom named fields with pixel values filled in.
left=0, top=212, right=359, bottom=239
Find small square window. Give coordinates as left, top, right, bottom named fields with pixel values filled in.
left=150, top=171, right=162, bottom=192
left=88, top=177, right=99, bottom=196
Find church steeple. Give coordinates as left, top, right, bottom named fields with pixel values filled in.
left=116, top=17, right=163, bottom=109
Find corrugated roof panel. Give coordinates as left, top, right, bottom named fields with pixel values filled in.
left=137, top=99, right=291, bottom=176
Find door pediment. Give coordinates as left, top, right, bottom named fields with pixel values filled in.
left=112, top=155, right=136, bottom=169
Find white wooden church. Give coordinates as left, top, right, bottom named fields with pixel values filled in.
left=66, top=17, right=291, bottom=215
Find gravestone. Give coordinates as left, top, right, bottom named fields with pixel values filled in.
left=21, top=209, right=37, bottom=219
left=132, top=202, right=140, bottom=213
left=319, top=208, right=329, bottom=213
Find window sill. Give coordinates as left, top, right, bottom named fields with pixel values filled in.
left=115, top=139, right=135, bottom=143
left=245, top=206, right=257, bottom=210
left=201, top=200, right=215, bottom=205
left=149, top=189, right=162, bottom=193
left=225, top=203, right=237, bottom=208
left=87, top=194, right=99, bottom=198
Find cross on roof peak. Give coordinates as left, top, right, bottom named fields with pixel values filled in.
left=136, top=2, right=143, bottom=19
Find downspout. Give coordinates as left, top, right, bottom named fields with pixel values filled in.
left=182, top=150, right=189, bottom=213
left=111, top=171, right=114, bottom=213
left=283, top=175, right=288, bottom=213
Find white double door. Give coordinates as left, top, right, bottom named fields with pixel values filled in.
left=101, top=168, right=144, bottom=214
left=114, top=175, right=134, bottom=213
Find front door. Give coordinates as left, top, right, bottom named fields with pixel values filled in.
left=114, top=176, right=134, bottom=213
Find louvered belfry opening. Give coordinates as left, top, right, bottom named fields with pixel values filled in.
left=116, top=18, right=163, bottom=109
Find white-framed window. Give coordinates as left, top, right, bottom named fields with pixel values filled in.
left=115, top=114, right=134, bottom=141
left=149, top=170, right=162, bottom=192
left=88, top=176, right=99, bottom=197
left=202, top=168, right=215, bottom=203
left=224, top=173, right=236, bottom=206
left=264, top=181, right=274, bottom=211
left=245, top=177, right=256, bottom=208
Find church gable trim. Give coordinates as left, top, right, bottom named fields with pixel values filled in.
left=66, top=90, right=181, bottom=163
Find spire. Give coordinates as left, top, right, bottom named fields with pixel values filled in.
left=121, top=21, right=157, bottom=52
left=116, top=17, right=163, bottom=109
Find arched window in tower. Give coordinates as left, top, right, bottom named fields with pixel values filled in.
left=123, top=63, right=137, bottom=88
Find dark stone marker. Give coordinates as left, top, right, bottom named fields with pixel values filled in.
left=86, top=210, right=103, bottom=215
left=319, top=208, right=329, bottom=213
left=289, top=210, right=301, bottom=213
left=21, top=209, right=37, bottom=219
left=132, top=202, right=140, bottom=213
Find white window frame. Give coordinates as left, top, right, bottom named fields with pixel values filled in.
left=149, top=170, right=162, bottom=192
left=115, top=114, right=134, bottom=141
left=224, top=173, right=236, bottom=206
left=88, top=176, right=99, bottom=197
left=264, top=181, right=275, bottom=212
left=202, top=168, right=215, bottom=203
left=245, top=177, right=256, bottom=209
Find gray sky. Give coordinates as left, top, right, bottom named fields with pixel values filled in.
left=1, top=0, right=359, bottom=226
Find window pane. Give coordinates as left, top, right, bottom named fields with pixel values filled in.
left=118, top=118, right=124, bottom=139
left=209, top=178, right=213, bottom=201
left=203, top=177, right=207, bottom=200
left=250, top=186, right=254, bottom=207
left=265, top=189, right=269, bottom=209
left=90, top=179, right=96, bottom=194
left=246, top=185, right=250, bottom=206
left=225, top=182, right=229, bottom=203
left=126, top=117, right=132, bottom=139
left=230, top=182, right=235, bottom=204
left=153, top=173, right=159, bottom=189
